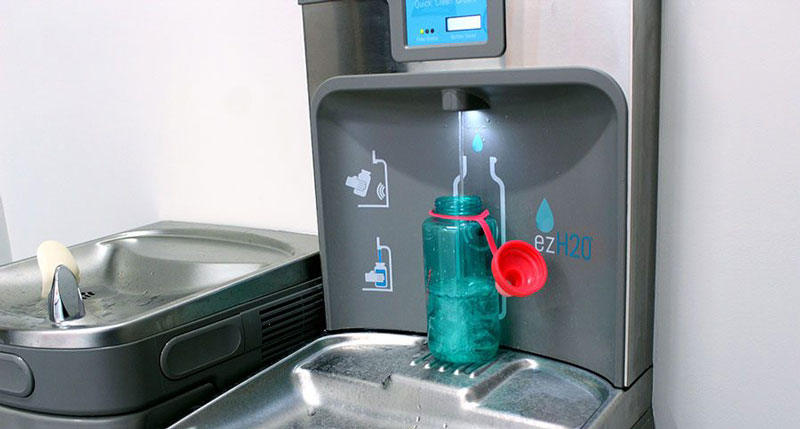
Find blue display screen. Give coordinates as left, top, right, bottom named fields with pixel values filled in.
left=405, top=0, right=489, bottom=47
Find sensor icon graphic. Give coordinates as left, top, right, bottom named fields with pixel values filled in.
left=345, top=169, right=372, bottom=198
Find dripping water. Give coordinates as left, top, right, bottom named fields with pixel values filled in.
left=458, top=110, right=464, bottom=196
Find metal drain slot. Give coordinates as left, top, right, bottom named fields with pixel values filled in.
left=455, top=362, right=482, bottom=376
left=469, top=359, right=499, bottom=378
left=409, top=351, right=500, bottom=378
left=409, top=352, right=434, bottom=367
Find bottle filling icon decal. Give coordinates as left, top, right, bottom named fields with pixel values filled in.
left=364, top=237, right=393, bottom=292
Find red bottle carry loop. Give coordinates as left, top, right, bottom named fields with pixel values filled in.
left=428, top=209, right=548, bottom=297
left=428, top=209, right=498, bottom=253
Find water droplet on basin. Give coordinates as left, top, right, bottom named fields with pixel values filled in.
left=536, top=198, right=554, bottom=233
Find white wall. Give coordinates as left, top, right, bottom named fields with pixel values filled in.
left=0, top=197, right=11, bottom=265
left=0, top=1, right=315, bottom=260
left=654, top=1, right=800, bottom=428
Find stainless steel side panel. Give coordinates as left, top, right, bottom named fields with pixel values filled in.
left=301, top=0, right=402, bottom=95
left=626, top=0, right=661, bottom=386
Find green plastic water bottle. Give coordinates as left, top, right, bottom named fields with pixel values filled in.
left=422, top=195, right=500, bottom=364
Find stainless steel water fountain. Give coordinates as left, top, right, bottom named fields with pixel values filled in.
left=0, top=222, right=324, bottom=428
left=173, top=1, right=660, bottom=427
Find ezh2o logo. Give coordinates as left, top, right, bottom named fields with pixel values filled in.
left=534, top=199, right=593, bottom=261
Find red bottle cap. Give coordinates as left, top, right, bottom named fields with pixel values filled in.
left=492, top=240, right=548, bottom=297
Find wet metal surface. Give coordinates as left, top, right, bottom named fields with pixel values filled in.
left=171, top=333, right=643, bottom=429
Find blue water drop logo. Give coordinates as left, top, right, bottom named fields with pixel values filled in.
left=536, top=198, right=554, bottom=233
left=472, top=134, right=484, bottom=152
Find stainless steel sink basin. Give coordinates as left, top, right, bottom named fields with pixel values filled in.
left=0, top=221, right=319, bottom=348
left=170, top=333, right=653, bottom=429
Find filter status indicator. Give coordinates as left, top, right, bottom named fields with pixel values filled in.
left=405, top=0, right=489, bottom=47
left=390, top=0, right=505, bottom=62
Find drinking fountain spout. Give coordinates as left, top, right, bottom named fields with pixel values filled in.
left=37, top=240, right=85, bottom=323
left=48, top=265, right=85, bottom=323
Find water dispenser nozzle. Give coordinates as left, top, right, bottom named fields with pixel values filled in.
left=441, top=88, right=489, bottom=112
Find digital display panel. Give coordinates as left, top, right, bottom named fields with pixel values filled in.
left=405, top=0, right=489, bottom=47
left=446, top=15, right=482, bottom=32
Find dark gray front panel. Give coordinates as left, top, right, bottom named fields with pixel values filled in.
left=311, top=69, right=628, bottom=385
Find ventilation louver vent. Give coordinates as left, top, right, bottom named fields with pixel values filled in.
left=259, top=279, right=325, bottom=366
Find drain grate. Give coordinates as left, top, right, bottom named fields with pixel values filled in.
left=80, top=290, right=96, bottom=299
left=409, top=351, right=499, bottom=378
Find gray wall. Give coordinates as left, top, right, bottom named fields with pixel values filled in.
left=654, top=1, right=800, bottom=427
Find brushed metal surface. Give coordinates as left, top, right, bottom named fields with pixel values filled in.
left=170, top=333, right=652, bottom=429
left=299, top=0, right=660, bottom=387
left=302, top=0, right=647, bottom=100
left=301, top=0, right=402, bottom=97
left=0, top=221, right=319, bottom=349
left=625, top=0, right=661, bottom=386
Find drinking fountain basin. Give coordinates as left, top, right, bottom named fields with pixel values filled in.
left=170, top=333, right=654, bottom=429
left=0, top=221, right=319, bottom=349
